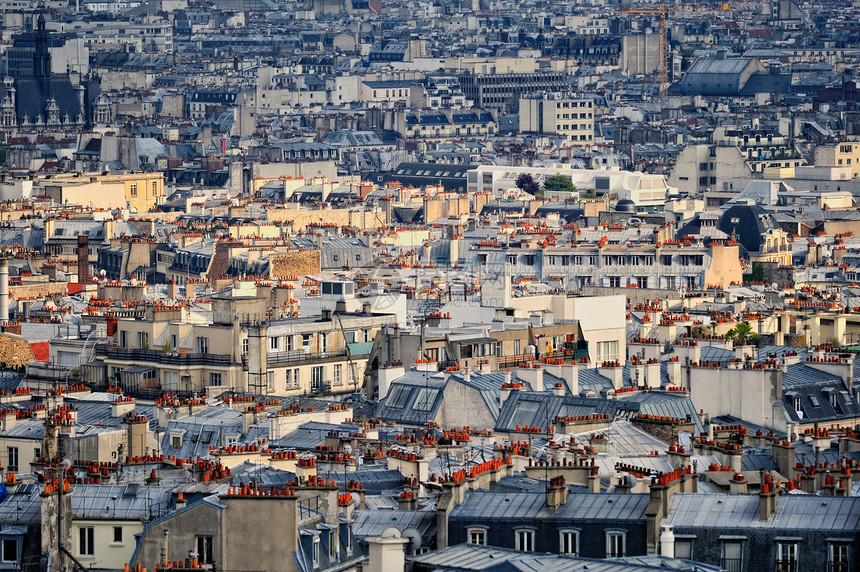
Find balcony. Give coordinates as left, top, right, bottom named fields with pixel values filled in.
left=266, top=348, right=350, bottom=366
left=243, top=342, right=373, bottom=368
left=95, top=346, right=233, bottom=367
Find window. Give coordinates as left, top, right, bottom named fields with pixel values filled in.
left=343, top=526, right=352, bottom=551
left=113, top=527, right=123, bottom=544
left=171, top=434, right=181, bottom=448
left=1, top=539, right=16, bottom=563
left=313, top=536, right=321, bottom=562
left=514, top=339, right=521, bottom=355
left=333, top=364, right=342, bottom=385
left=329, top=531, right=336, bottom=557
left=414, top=388, right=439, bottom=411
left=196, top=337, right=209, bottom=354
left=209, top=373, right=222, bottom=387
left=196, top=536, right=213, bottom=564
left=137, top=332, right=149, bottom=348
left=776, top=542, right=798, bottom=572
left=560, top=530, right=579, bottom=555
left=721, top=540, right=744, bottom=572
left=270, top=336, right=279, bottom=350
left=597, top=341, right=618, bottom=362
left=7, top=447, right=17, bottom=472
left=675, top=538, right=694, bottom=560
left=119, top=330, right=128, bottom=347
left=152, top=181, right=158, bottom=195
left=79, top=527, right=94, bottom=557
left=129, top=183, right=137, bottom=197
left=469, top=529, right=486, bottom=545
left=828, top=542, right=850, bottom=572
left=242, top=338, right=248, bottom=355
left=302, top=334, right=312, bottom=350
left=312, top=366, right=323, bottom=388
left=286, top=335, right=294, bottom=351
left=515, top=529, right=534, bottom=552
left=608, top=276, right=621, bottom=288
left=266, top=372, right=274, bottom=392
left=606, top=531, right=625, bottom=558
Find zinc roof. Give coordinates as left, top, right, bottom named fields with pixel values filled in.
left=667, top=493, right=860, bottom=532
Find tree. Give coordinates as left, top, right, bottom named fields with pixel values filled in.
left=542, top=174, right=576, bottom=195
left=515, top=173, right=540, bottom=196
left=726, top=321, right=758, bottom=344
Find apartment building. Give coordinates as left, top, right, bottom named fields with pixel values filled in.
left=16, top=171, right=165, bottom=212
left=96, top=287, right=396, bottom=397
left=467, top=165, right=671, bottom=208
left=813, top=141, right=860, bottom=179
left=465, top=241, right=742, bottom=290
left=519, top=94, right=595, bottom=144
left=455, top=70, right=568, bottom=112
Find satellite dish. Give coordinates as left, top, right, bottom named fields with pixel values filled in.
left=381, top=527, right=401, bottom=538
left=401, top=528, right=422, bottom=554
left=62, top=458, right=73, bottom=468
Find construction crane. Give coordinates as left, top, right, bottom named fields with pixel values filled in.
left=617, top=5, right=673, bottom=97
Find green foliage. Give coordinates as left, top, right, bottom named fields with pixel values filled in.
left=726, top=321, right=758, bottom=344
left=515, top=173, right=541, bottom=196
left=749, top=262, right=766, bottom=283
left=542, top=174, right=576, bottom=194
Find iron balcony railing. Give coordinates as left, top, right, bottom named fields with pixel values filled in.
left=96, top=346, right=233, bottom=367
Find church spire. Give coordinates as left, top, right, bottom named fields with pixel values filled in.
left=34, top=12, right=51, bottom=97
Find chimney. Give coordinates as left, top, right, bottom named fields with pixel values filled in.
left=630, top=363, right=644, bottom=389
left=377, top=365, right=405, bottom=400
left=545, top=476, right=568, bottom=510
left=759, top=483, right=776, bottom=520
left=587, top=466, right=600, bottom=493
left=365, top=536, right=409, bottom=572
left=771, top=439, right=796, bottom=479
left=516, top=364, right=544, bottom=390
left=659, top=524, right=675, bottom=557
left=644, top=360, right=661, bottom=389
left=0, top=259, right=8, bottom=323
left=561, top=361, right=579, bottom=396
left=77, top=235, right=89, bottom=283
left=500, top=370, right=519, bottom=406
left=598, top=362, right=623, bottom=390
left=729, top=472, right=749, bottom=494
left=666, top=359, right=681, bottom=386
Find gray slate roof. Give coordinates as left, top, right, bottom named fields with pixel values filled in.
left=667, top=493, right=860, bottom=531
